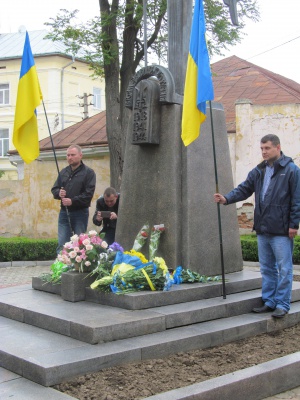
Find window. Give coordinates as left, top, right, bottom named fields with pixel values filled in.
left=93, top=87, right=101, bottom=110
left=0, top=129, right=9, bottom=157
left=0, top=84, right=9, bottom=105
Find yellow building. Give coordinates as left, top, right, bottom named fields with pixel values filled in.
left=0, top=28, right=105, bottom=179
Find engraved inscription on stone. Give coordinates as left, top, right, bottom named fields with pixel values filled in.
left=132, top=78, right=160, bottom=145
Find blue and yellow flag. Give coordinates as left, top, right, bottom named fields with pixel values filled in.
left=13, top=31, right=43, bottom=163
left=181, top=0, right=214, bottom=146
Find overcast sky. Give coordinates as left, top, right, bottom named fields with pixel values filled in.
left=1, top=0, right=300, bottom=83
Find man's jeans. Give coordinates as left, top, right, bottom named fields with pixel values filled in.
left=257, top=234, right=294, bottom=312
left=57, top=208, right=89, bottom=253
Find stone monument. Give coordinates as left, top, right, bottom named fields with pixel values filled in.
left=116, top=0, right=243, bottom=275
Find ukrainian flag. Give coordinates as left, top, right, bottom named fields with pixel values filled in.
left=181, top=0, right=214, bottom=147
left=13, top=31, right=43, bottom=164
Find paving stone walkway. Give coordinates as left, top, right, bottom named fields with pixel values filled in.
left=0, top=265, right=52, bottom=288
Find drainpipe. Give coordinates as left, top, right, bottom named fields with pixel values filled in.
left=61, top=57, right=75, bottom=130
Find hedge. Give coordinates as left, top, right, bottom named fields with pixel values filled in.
left=0, top=235, right=299, bottom=264
left=241, top=234, right=300, bottom=264
left=0, top=237, right=57, bottom=262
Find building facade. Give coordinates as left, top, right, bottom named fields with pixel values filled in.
left=0, top=29, right=105, bottom=179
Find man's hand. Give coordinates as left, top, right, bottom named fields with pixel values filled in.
left=61, top=198, right=72, bottom=207
left=289, top=228, right=298, bottom=239
left=59, top=188, right=66, bottom=198
left=214, top=193, right=227, bottom=205
left=96, top=211, right=103, bottom=222
left=110, top=212, right=117, bottom=220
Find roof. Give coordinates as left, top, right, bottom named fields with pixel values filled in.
left=0, top=29, right=86, bottom=61
left=211, top=55, right=300, bottom=132
left=39, top=111, right=107, bottom=152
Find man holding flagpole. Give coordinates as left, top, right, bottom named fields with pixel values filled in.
left=13, top=31, right=43, bottom=164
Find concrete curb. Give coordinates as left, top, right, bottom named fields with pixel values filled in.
left=143, top=351, right=300, bottom=400
left=0, top=260, right=55, bottom=268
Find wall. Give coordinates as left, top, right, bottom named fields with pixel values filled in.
left=230, top=100, right=300, bottom=233
left=0, top=150, right=110, bottom=238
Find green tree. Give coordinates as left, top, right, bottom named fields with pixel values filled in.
left=46, top=0, right=259, bottom=190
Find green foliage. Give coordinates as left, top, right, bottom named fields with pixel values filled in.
left=240, top=235, right=258, bottom=262
left=241, top=235, right=300, bottom=264
left=1, top=235, right=299, bottom=265
left=0, top=238, right=57, bottom=262
left=45, top=1, right=259, bottom=76
left=41, top=261, right=71, bottom=284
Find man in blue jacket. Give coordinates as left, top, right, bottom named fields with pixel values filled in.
left=214, top=134, right=300, bottom=318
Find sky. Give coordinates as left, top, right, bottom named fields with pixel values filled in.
left=211, top=0, right=300, bottom=84
left=1, top=0, right=300, bottom=83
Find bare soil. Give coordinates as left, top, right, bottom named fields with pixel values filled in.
left=54, top=275, right=300, bottom=400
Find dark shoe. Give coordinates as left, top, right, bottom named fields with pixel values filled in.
left=272, top=308, right=287, bottom=318
left=252, top=304, right=274, bottom=313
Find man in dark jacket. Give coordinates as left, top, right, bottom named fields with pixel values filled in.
left=214, top=134, right=300, bottom=318
left=51, top=144, right=96, bottom=252
left=93, top=187, right=120, bottom=245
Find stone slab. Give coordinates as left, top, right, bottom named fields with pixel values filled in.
left=84, top=269, right=262, bottom=310
left=0, top=375, right=77, bottom=399
left=0, top=289, right=167, bottom=344
left=143, top=352, right=300, bottom=400
left=1, top=303, right=300, bottom=386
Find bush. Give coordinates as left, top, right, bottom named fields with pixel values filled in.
left=0, top=235, right=299, bottom=264
left=0, top=237, right=57, bottom=262
left=241, top=234, right=300, bottom=264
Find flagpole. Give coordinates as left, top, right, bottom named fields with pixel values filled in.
left=209, top=100, right=226, bottom=299
left=42, top=100, right=74, bottom=236
left=42, top=100, right=60, bottom=175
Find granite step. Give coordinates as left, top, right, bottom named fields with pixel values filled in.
left=1, top=302, right=300, bottom=387
left=1, top=277, right=300, bottom=345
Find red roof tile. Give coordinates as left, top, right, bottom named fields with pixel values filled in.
left=39, top=110, right=107, bottom=151
left=212, top=56, right=300, bottom=132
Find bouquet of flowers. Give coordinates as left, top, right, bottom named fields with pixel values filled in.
left=132, top=223, right=150, bottom=251
left=149, top=224, right=165, bottom=260
left=58, top=230, right=108, bottom=273
left=90, top=254, right=171, bottom=294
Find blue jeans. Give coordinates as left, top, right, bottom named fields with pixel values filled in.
left=257, top=234, right=294, bottom=312
left=57, top=208, right=89, bottom=253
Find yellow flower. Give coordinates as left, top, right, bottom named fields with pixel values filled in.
left=153, top=257, right=168, bottom=274
left=111, top=263, right=134, bottom=276
left=124, top=249, right=148, bottom=263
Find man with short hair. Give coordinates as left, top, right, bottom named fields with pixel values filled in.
left=214, top=134, right=300, bottom=318
left=93, top=187, right=120, bottom=245
left=51, top=144, right=96, bottom=253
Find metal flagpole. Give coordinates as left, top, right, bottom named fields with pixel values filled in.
left=42, top=100, right=74, bottom=236
left=209, top=100, right=226, bottom=299
left=143, top=0, right=148, bottom=67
